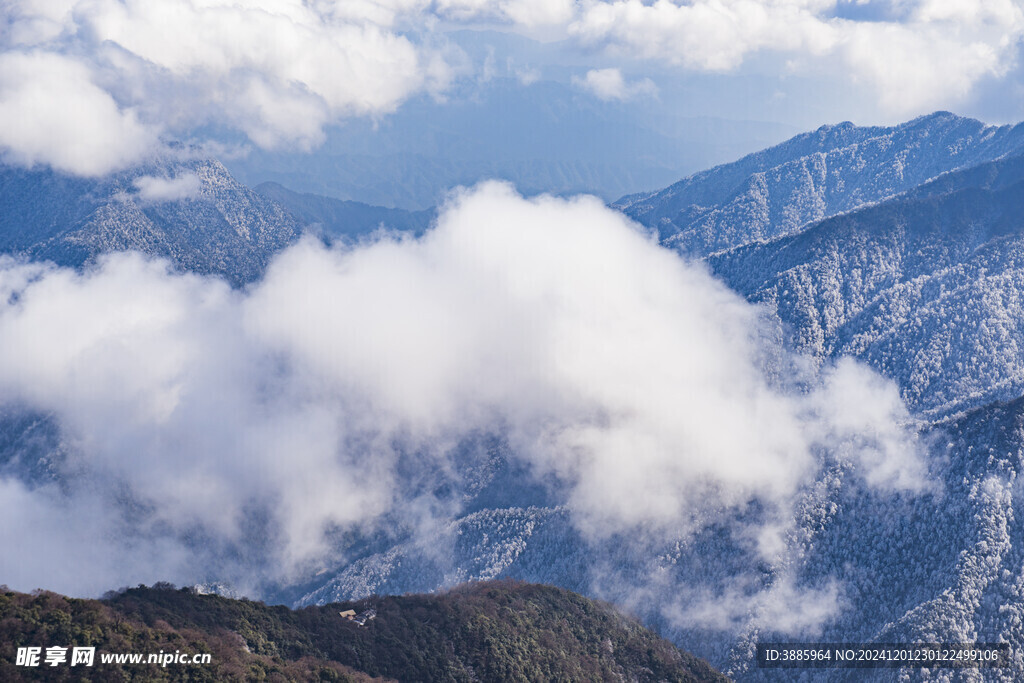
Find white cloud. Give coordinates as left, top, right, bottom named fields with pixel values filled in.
left=516, top=67, right=542, bottom=86
left=811, top=359, right=930, bottom=493
left=570, top=0, right=839, bottom=71
left=573, top=68, right=658, bottom=100
left=0, top=51, right=158, bottom=175
left=566, top=0, right=1024, bottom=114
left=840, top=16, right=1019, bottom=113
left=677, top=574, right=844, bottom=635
left=1, top=0, right=451, bottom=174
left=436, top=0, right=576, bottom=27
left=133, top=173, right=201, bottom=203
left=1, top=0, right=1022, bottom=175
left=0, top=183, right=930, bottom=596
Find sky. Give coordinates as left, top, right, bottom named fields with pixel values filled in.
left=1, top=0, right=1023, bottom=177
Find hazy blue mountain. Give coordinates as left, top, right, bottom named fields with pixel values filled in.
left=225, top=76, right=796, bottom=210
left=254, top=181, right=434, bottom=239
left=618, top=112, right=1024, bottom=256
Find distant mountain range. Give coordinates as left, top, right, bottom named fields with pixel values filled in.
left=253, top=181, right=433, bottom=239
left=224, top=75, right=796, bottom=210
left=0, top=581, right=725, bottom=682
left=7, top=111, right=1024, bottom=680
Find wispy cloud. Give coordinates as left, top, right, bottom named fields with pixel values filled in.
left=573, top=68, right=657, bottom=101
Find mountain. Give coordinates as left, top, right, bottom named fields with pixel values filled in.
left=617, top=112, right=1024, bottom=256
left=253, top=182, right=434, bottom=240
left=0, top=158, right=300, bottom=286
left=0, top=161, right=430, bottom=286
left=296, top=506, right=586, bottom=609
left=10, top=111, right=1024, bottom=681
left=707, top=151, right=1024, bottom=418
left=289, top=114, right=1024, bottom=680
left=0, top=581, right=726, bottom=682
left=0, top=158, right=304, bottom=286
left=225, top=75, right=796, bottom=210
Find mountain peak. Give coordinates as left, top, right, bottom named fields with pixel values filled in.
left=0, top=158, right=301, bottom=285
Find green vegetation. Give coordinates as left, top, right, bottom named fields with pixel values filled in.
left=0, top=579, right=727, bottom=682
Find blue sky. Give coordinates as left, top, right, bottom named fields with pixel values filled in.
left=1, top=0, right=1023, bottom=177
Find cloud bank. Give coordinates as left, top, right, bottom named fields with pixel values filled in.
left=0, top=183, right=929, bottom=597
left=1, top=1, right=1022, bottom=175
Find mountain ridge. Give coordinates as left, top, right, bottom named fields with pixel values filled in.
left=618, top=111, right=1024, bottom=256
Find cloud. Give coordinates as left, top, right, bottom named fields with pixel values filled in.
left=0, top=51, right=158, bottom=175
left=0, top=183, right=930, bottom=598
left=569, top=0, right=840, bottom=72
left=572, top=68, right=657, bottom=100
left=840, top=12, right=1022, bottom=113
left=1, top=0, right=452, bottom=174
left=566, top=0, right=1024, bottom=114
left=436, top=0, right=576, bottom=27
left=676, top=575, right=844, bottom=635
left=1, top=0, right=1022, bottom=175
left=132, top=173, right=201, bottom=203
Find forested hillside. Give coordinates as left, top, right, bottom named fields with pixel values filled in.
left=0, top=581, right=725, bottom=682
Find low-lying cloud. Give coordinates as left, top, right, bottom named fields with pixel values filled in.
left=0, top=182, right=929, bottom=599
left=132, top=173, right=202, bottom=203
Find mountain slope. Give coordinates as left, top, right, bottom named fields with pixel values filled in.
left=707, top=152, right=1024, bottom=417
left=617, top=112, right=1024, bottom=256
left=0, top=581, right=726, bottom=682
left=0, top=159, right=301, bottom=286
left=253, top=181, right=434, bottom=239
left=10, top=112, right=1024, bottom=682
left=0, top=162, right=435, bottom=286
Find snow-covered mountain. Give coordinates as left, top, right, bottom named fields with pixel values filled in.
left=617, top=112, right=1024, bottom=257
left=0, top=158, right=301, bottom=285
left=283, top=114, right=1024, bottom=681
left=709, top=152, right=1024, bottom=418
left=0, top=158, right=431, bottom=286
left=8, top=112, right=1024, bottom=681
